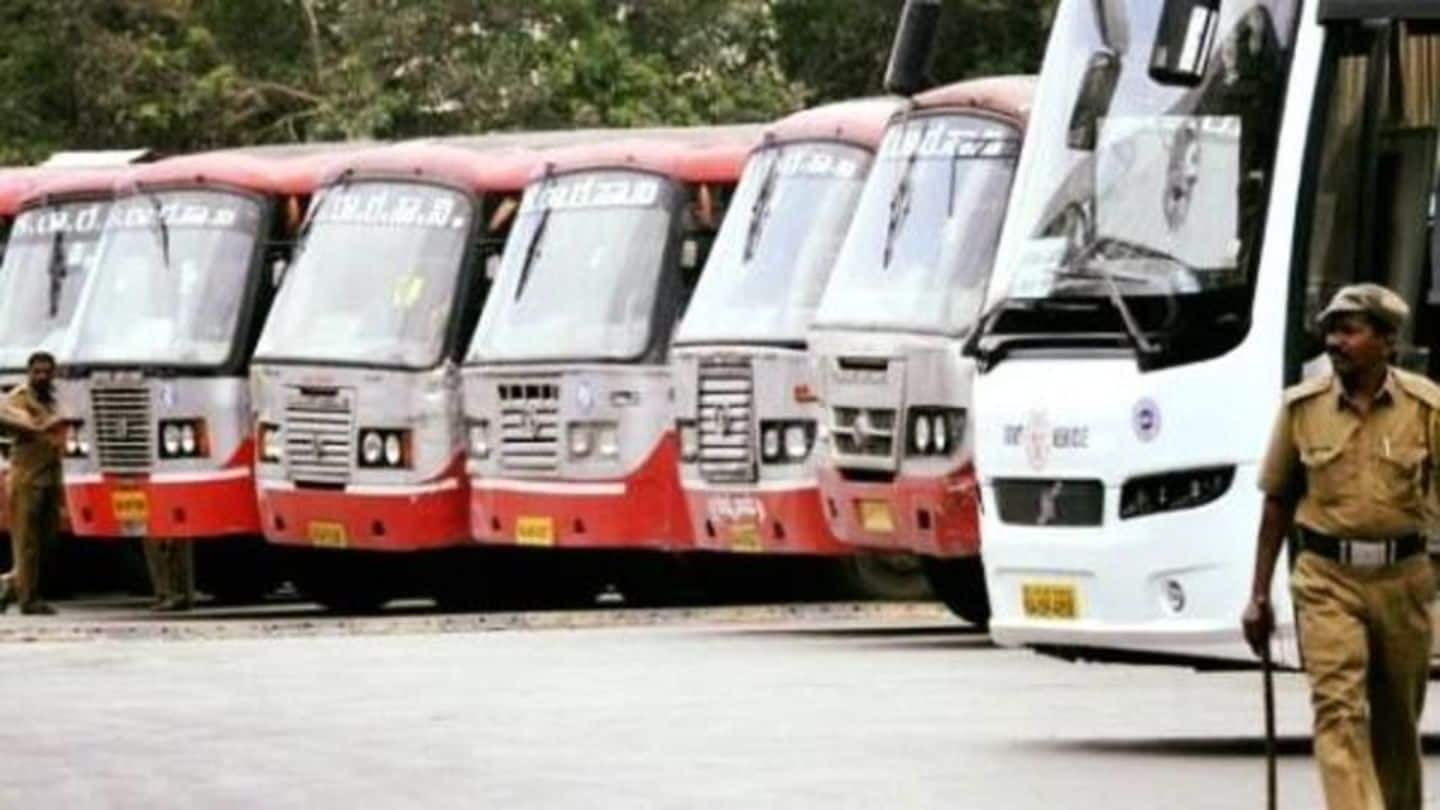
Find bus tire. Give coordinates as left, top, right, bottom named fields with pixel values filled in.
left=920, top=555, right=990, bottom=629
left=837, top=552, right=934, bottom=601
left=288, top=551, right=394, bottom=614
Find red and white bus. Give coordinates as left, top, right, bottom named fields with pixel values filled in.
left=0, top=168, right=124, bottom=533
left=463, top=129, right=756, bottom=598
left=669, top=101, right=936, bottom=597
left=251, top=140, right=549, bottom=609
left=808, top=77, right=1034, bottom=624
left=60, top=149, right=333, bottom=599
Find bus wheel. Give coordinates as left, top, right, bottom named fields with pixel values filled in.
left=197, top=538, right=282, bottom=605
left=920, top=555, right=990, bottom=629
left=837, top=552, right=934, bottom=601
left=288, top=551, right=394, bottom=614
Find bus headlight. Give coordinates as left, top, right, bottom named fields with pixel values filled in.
left=258, top=422, right=282, bottom=463
left=761, top=425, right=781, bottom=462
left=159, top=419, right=208, bottom=459
left=906, top=408, right=964, bottom=457
left=760, top=421, right=813, bottom=464
left=467, top=421, right=490, bottom=460
left=677, top=420, right=698, bottom=462
left=568, top=424, right=593, bottom=458
left=1119, top=466, right=1235, bottom=520
left=63, top=420, right=88, bottom=458
left=358, top=428, right=412, bottom=469
left=596, top=423, right=619, bottom=459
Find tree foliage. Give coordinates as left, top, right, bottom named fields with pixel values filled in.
left=0, top=0, right=1057, bottom=164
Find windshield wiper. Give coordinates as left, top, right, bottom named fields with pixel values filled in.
left=742, top=145, right=782, bottom=263
left=1050, top=241, right=1160, bottom=357
left=513, top=174, right=555, bottom=301
left=143, top=191, right=171, bottom=270
left=883, top=120, right=928, bottom=268
left=46, top=229, right=66, bottom=318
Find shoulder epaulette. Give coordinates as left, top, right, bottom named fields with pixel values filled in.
left=1393, top=368, right=1440, bottom=409
left=1283, top=374, right=1332, bottom=406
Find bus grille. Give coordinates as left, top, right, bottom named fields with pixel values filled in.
left=830, top=406, right=897, bottom=460
left=283, top=390, right=354, bottom=484
left=92, top=384, right=153, bottom=473
left=498, top=382, right=560, bottom=475
left=697, top=359, right=755, bottom=483
left=993, top=479, right=1104, bottom=527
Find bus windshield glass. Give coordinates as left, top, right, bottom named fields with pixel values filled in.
left=254, top=181, right=472, bottom=369
left=996, top=0, right=1296, bottom=311
left=467, top=170, right=677, bottom=363
left=673, top=141, right=871, bottom=346
left=70, top=191, right=262, bottom=367
left=0, top=200, right=109, bottom=370
left=812, top=113, right=1020, bottom=336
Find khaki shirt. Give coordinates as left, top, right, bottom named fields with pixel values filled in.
left=0, top=383, right=62, bottom=489
left=1258, top=368, right=1440, bottom=539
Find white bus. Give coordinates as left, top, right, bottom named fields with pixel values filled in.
left=969, top=0, right=1439, bottom=666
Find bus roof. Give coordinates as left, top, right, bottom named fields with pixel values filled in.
left=763, top=98, right=901, bottom=149
left=529, top=126, right=760, bottom=184
left=913, top=75, right=1037, bottom=128
left=0, top=168, right=61, bottom=217
left=21, top=167, right=135, bottom=209
left=125, top=148, right=342, bottom=196
left=319, top=141, right=542, bottom=193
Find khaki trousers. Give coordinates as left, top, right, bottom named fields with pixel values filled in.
left=142, top=539, right=193, bottom=603
left=4, top=484, right=59, bottom=607
left=1291, top=551, right=1436, bottom=810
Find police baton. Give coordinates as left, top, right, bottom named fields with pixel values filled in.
left=1261, top=638, right=1278, bottom=810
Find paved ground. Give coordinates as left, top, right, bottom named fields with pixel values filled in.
left=0, top=599, right=1434, bottom=809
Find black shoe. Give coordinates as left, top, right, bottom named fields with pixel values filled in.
left=0, top=582, right=14, bottom=615
left=153, top=597, right=192, bottom=613
left=19, top=602, right=56, bottom=615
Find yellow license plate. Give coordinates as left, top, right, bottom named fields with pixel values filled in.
left=307, top=521, right=348, bottom=549
left=516, top=516, right=555, bottom=547
left=111, top=490, right=149, bottom=523
left=1022, top=583, right=1079, bottom=620
left=729, top=520, right=763, bottom=553
left=858, top=500, right=895, bottom=534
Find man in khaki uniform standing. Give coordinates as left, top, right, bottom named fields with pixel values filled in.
left=0, top=351, right=65, bottom=615
left=1244, top=283, right=1438, bottom=810
left=143, top=538, right=193, bottom=612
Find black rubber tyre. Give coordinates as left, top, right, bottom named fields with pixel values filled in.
left=920, top=555, right=991, bottom=629
left=196, top=537, right=282, bottom=605
left=287, top=550, right=396, bottom=614
left=836, top=552, right=934, bottom=601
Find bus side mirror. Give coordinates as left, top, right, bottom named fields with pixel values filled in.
left=1148, top=0, right=1220, bottom=86
left=1068, top=51, right=1121, bottom=151
left=884, top=0, right=941, bottom=96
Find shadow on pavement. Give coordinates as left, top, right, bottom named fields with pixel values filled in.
left=1035, top=735, right=1440, bottom=757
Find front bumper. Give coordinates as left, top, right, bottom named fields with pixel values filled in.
left=66, top=469, right=260, bottom=540
left=816, top=463, right=980, bottom=557
left=257, top=478, right=468, bottom=552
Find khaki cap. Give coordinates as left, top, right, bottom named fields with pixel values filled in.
left=1317, top=283, right=1409, bottom=332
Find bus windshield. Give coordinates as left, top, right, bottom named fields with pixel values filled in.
left=0, top=200, right=109, bottom=370
left=992, top=0, right=1296, bottom=352
left=69, top=191, right=262, bottom=368
left=812, top=113, right=1020, bottom=336
left=673, top=141, right=871, bottom=346
left=467, top=170, right=677, bottom=363
left=254, top=181, right=472, bottom=369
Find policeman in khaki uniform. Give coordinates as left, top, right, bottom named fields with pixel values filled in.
left=0, top=351, right=65, bottom=615
left=143, top=538, right=193, bottom=612
left=1245, top=283, right=1439, bottom=810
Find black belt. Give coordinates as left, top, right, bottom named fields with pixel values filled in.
left=1298, top=527, right=1425, bottom=567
